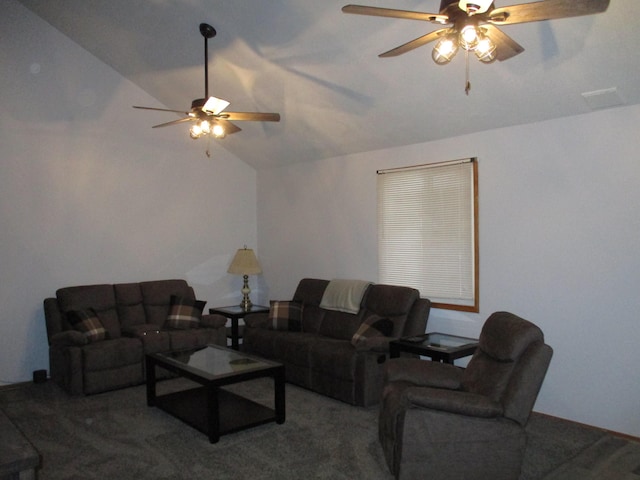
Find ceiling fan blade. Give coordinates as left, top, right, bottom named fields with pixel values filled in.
left=216, top=118, right=242, bottom=135
left=151, top=117, right=194, bottom=129
left=379, top=29, right=448, bottom=58
left=133, top=106, right=190, bottom=115
left=342, top=5, right=449, bottom=24
left=202, top=96, right=230, bottom=115
left=488, top=0, right=610, bottom=25
left=483, top=24, right=525, bottom=61
left=222, top=112, right=281, bottom=122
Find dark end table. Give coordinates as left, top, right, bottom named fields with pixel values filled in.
left=390, top=332, right=479, bottom=364
left=209, top=304, right=269, bottom=350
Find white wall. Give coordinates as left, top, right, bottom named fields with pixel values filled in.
left=0, top=2, right=258, bottom=384
left=257, top=104, right=640, bottom=437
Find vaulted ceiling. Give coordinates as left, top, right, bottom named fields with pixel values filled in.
left=17, top=0, right=640, bottom=169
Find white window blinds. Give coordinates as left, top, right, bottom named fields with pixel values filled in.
left=377, top=159, right=478, bottom=311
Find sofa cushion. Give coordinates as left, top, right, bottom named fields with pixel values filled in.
left=114, top=283, right=146, bottom=328
left=165, top=295, right=205, bottom=329
left=140, top=280, right=193, bottom=326
left=292, top=278, right=330, bottom=306
left=359, top=284, right=420, bottom=337
left=67, top=308, right=108, bottom=343
left=318, top=310, right=363, bottom=341
left=300, top=305, right=325, bottom=334
left=351, top=313, right=394, bottom=348
left=122, top=324, right=171, bottom=354
left=268, top=301, right=303, bottom=331
left=57, top=284, right=121, bottom=339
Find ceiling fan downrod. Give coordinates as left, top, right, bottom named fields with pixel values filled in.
left=199, top=23, right=216, bottom=101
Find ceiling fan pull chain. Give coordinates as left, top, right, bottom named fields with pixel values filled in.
left=206, top=133, right=211, bottom=158
left=465, top=49, right=471, bottom=95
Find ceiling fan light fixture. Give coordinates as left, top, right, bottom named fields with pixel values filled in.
left=432, top=35, right=459, bottom=65
left=475, top=35, right=497, bottom=63
left=190, top=123, right=203, bottom=139
left=459, top=25, right=480, bottom=51
left=212, top=123, right=225, bottom=138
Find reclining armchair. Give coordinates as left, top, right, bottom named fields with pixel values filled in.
left=379, top=311, right=553, bottom=480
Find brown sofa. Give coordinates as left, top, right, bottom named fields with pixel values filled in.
left=43, top=279, right=228, bottom=395
left=242, top=278, right=431, bottom=407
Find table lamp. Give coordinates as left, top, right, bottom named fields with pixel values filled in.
left=227, top=246, right=262, bottom=310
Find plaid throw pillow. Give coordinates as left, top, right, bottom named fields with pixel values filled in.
left=165, top=295, right=206, bottom=329
left=67, top=308, right=108, bottom=343
left=268, top=301, right=303, bottom=331
left=351, top=313, right=394, bottom=347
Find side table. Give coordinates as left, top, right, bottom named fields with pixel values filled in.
left=209, top=304, right=269, bottom=350
left=389, top=332, right=479, bottom=365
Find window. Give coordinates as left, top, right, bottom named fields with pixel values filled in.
left=377, top=158, right=478, bottom=312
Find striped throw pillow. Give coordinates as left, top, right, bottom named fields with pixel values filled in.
left=68, top=308, right=108, bottom=343
left=165, top=295, right=206, bottom=329
left=268, top=301, right=303, bottom=331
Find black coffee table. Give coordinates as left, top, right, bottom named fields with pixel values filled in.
left=146, top=344, right=285, bottom=443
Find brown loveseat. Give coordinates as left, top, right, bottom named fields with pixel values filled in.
left=43, top=279, right=228, bottom=395
left=242, top=278, right=431, bottom=407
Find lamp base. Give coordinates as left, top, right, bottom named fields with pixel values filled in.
left=239, top=274, right=253, bottom=311
left=239, top=297, right=253, bottom=311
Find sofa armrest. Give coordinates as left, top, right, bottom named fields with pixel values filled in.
left=354, top=336, right=394, bottom=353
left=385, top=358, right=464, bottom=389
left=244, top=312, right=269, bottom=329
left=50, top=330, right=88, bottom=347
left=405, top=386, right=504, bottom=418
left=200, top=313, right=227, bottom=329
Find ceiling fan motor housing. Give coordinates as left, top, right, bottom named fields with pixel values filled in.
left=191, top=98, right=207, bottom=110
left=456, top=1, right=494, bottom=14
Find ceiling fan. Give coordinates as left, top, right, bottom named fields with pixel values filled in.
left=134, top=23, right=280, bottom=147
left=343, top=0, right=610, bottom=93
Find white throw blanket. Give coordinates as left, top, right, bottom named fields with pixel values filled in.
left=319, top=279, right=372, bottom=314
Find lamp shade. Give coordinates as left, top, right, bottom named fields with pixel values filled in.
left=227, top=247, right=262, bottom=275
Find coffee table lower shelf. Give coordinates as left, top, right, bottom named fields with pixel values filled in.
left=154, top=386, right=277, bottom=442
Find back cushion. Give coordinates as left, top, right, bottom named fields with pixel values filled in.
left=479, top=312, right=544, bottom=361
left=57, top=284, right=121, bottom=339
left=360, top=284, right=419, bottom=337
left=114, top=283, right=146, bottom=328
left=300, top=305, right=325, bottom=334
left=318, top=310, right=362, bottom=340
left=293, top=278, right=330, bottom=305
left=293, top=279, right=329, bottom=334
left=140, top=280, right=193, bottom=327
left=461, top=312, right=544, bottom=402
left=461, top=351, right=516, bottom=401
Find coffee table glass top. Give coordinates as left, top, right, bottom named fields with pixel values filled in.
left=154, top=344, right=277, bottom=378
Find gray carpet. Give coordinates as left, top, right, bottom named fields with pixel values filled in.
left=0, top=378, right=637, bottom=479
